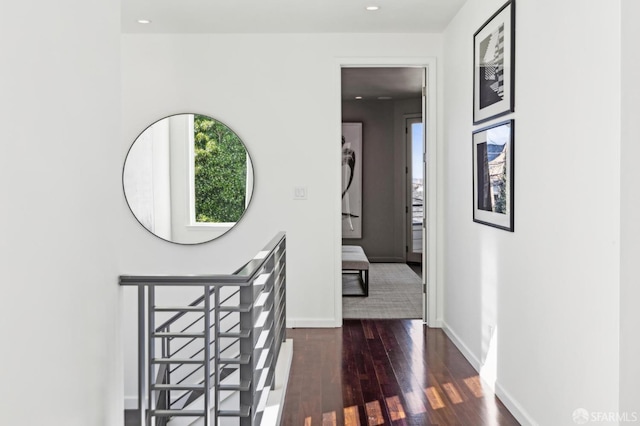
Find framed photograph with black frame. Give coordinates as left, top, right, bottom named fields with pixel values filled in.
left=472, top=120, right=514, bottom=231
left=342, top=122, right=363, bottom=239
left=473, top=0, right=515, bottom=124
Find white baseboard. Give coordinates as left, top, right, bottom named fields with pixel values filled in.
left=287, top=318, right=340, bottom=328
left=441, top=321, right=482, bottom=371
left=426, top=318, right=443, bottom=328
left=495, top=382, right=537, bottom=426
left=442, top=321, right=536, bottom=426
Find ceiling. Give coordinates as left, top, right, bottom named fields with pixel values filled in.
left=342, top=68, right=423, bottom=101
left=122, top=0, right=466, bottom=34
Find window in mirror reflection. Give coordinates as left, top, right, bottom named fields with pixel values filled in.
left=191, top=115, right=248, bottom=224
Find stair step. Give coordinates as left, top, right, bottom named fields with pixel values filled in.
left=219, top=330, right=250, bottom=339
left=153, top=358, right=205, bottom=364
left=152, top=384, right=205, bottom=391
left=218, top=405, right=251, bottom=418
left=154, top=332, right=205, bottom=338
left=219, top=379, right=251, bottom=392
left=220, top=354, right=251, bottom=365
left=153, top=306, right=206, bottom=312
left=152, top=409, right=206, bottom=417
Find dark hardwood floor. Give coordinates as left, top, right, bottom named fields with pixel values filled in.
left=282, top=320, right=520, bottom=426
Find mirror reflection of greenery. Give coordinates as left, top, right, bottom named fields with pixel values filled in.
left=193, top=115, right=247, bottom=223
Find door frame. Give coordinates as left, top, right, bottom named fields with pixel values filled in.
left=334, top=57, right=441, bottom=327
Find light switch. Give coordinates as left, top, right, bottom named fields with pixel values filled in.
left=293, top=186, right=308, bottom=200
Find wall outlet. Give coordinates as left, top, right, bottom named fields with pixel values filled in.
left=293, top=186, right=308, bottom=200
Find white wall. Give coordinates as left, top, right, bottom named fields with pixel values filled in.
left=121, top=32, right=443, bottom=405
left=620, top=0, right=640, bottom=417
left=443, top=1, right=622, bottom=424
left=0, top=1, right=122, bottom=425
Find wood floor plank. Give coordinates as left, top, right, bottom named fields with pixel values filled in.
left=403, top=390, right=427, bottom=414
left=322, top=411, right=337, bottom=426
left=385, top=395, right=407, bottom=421
left=364, top=400, right=385, bottom=426
left=281, top=320, right=520, bottom=426
left=463, top=376, right=485, bottom=398
left=382, top=320, right=466, bottom=424
left=424, top=386, right=446, bottom=410
left=442, top=382, right=465, bottom=404
left=362, top=320, right=375, bottom=340
left=344, top=406, right=361, bottom=426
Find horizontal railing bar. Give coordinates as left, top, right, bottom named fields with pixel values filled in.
left=218, top=405, right=251, bottom=418
left=169, top=318, right=218, bottom=358
left=155, top=289, right=213, bottom=332
left=152, top=410, right=206, bottom=417
left=153, top=358, right=205, bottom=365
left=119, top=275, right=250, bottom=286
left=219, top=378, right=251, bottom=392
left=219, top=304, right=252, bottom=313
left=154, top=306, right=206, bottom=312
left=120, top=232, right=285, bottom=287
left=152, top=384, right=204, bottom=391
left=219, top=353, right=250, bottom=364
left=157, top=287, right=236, bottom=335
left=154, top=332, right=205, bottom=338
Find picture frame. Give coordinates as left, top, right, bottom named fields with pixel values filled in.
left=341, top=123, right=363, bottom=239
left=472, top=120, right=514, bottom=232
left=473, top=0, right=515, bottom=124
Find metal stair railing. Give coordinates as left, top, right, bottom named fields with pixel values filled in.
left=120, top=232, right=287, bottom=426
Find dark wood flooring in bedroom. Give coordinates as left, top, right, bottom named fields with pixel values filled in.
left=282, top=319, right=519, bottom=425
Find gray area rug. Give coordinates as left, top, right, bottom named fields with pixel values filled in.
left=342, top=263, right=423, bottom=319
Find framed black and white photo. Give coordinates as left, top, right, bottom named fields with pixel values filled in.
left=473, top=120, right=514, bottom=231
left=473, top=0, right=515, bottom=124
left=342, top=123, right=362, bottom=239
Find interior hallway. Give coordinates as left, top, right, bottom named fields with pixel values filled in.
left=282, top=320, right=519, bottom=425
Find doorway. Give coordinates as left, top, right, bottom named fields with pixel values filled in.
left=340, top=66, right=428, bottom=322
left=336, top=58, right=438, bottom=327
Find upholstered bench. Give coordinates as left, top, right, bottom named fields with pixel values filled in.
left=342, top=245, right=370, bottom=297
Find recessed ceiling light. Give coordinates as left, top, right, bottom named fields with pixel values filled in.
left=355, top=96, right=363, bottom=100
left=378, top=96, right=392, bottom=100
left=137, top=19, right=152, bottom=24
left=366, top=6, right=380, bottom=11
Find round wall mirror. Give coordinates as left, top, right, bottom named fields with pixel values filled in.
left=123, top=113, right=254, bottom=244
